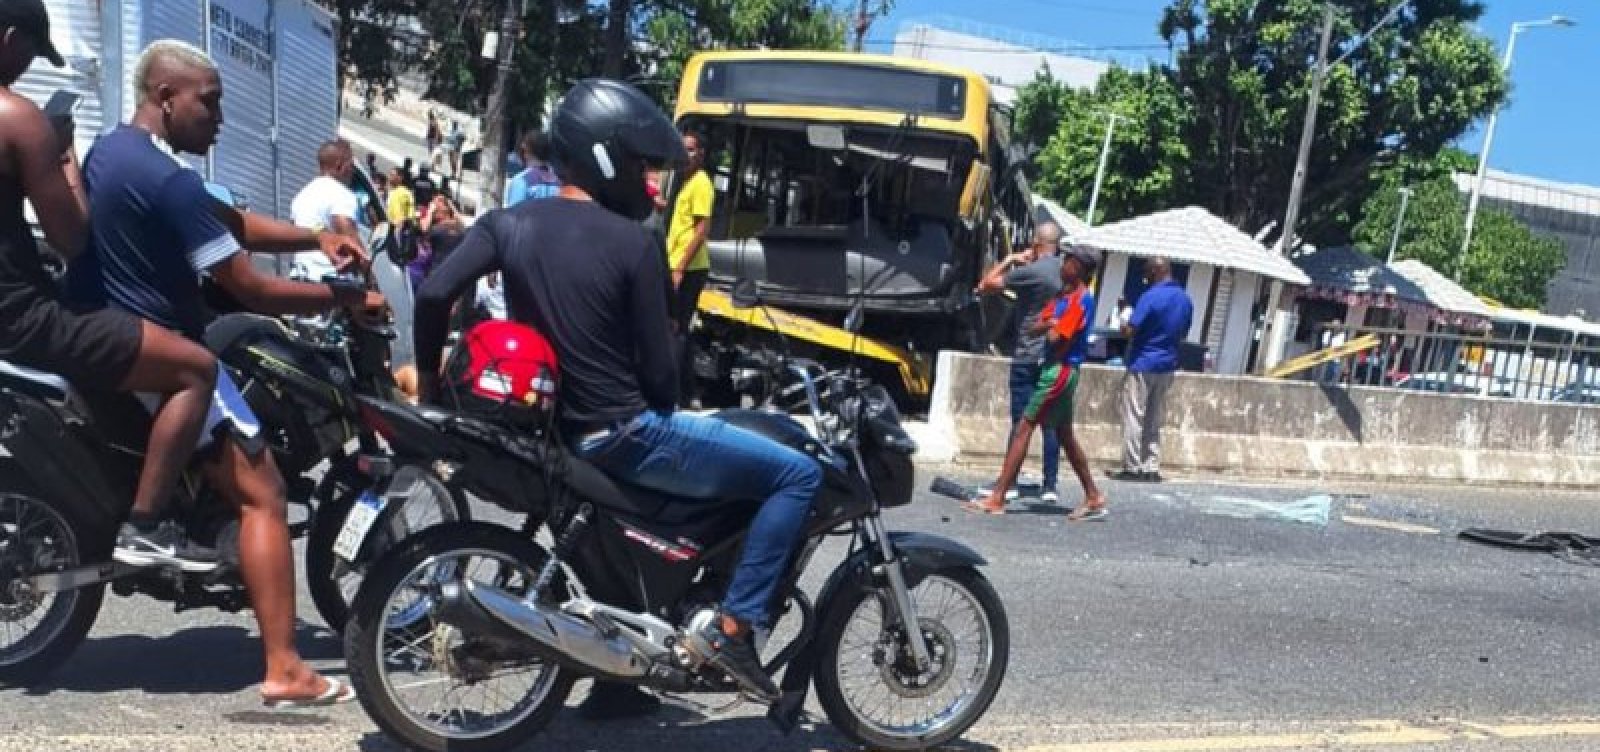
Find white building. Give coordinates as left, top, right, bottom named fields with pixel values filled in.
left=891, top=18, right=1114, bottom=105
left=1450, top=169, right=1600, bottom=320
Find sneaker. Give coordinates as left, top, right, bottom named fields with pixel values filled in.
left=114, top=521, right=219, bottom=573
left=1040, top=489, right=1060, bottom=504
left=976, top=487, right=1020, bottom=502
left=696, top=620, right=779, bottom=702
left=1108, top=470, right=1147, bottom=483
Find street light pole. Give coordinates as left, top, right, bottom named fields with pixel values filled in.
left=1085, top=111, right=1125, bottom=227
left=1386, top=186, right=1412, bottom=265
left=1458, top=15, right=1576, bottom=280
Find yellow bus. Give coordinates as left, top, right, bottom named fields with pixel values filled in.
left=671, top=51, right=1034, bottom=400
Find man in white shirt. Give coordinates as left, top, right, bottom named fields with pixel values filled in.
left=289, top=139, right=361, bottom=282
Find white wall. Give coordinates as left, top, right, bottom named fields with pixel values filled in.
left=1217, top=271, right=1261, bottom=374
left=892, top=23, right=1110, bottom=105
left=1184, top=264, right=1214, bottom=343
left=1095, top=253, right=1129, bottom=329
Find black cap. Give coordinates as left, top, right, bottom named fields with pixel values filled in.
left=0, top=0, right=64, bottom=68
left=1065, top=244, right=1102, bottom=273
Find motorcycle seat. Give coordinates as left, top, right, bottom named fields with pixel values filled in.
left=0, top=359, right=74, bottom=403
left=560, top=448, right=748, bottom=523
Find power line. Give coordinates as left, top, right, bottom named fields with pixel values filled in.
left=865, top=39, right=1170, bottom=53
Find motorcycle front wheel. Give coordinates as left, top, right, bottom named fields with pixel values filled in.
left=814, top=565, right=1009, bottom=751
left=344, top=522, right=572, bottom=752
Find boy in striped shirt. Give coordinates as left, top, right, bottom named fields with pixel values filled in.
left=967, top=245, right=1108, bottom=521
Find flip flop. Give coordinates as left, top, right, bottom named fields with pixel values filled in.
left=961, top=501, right=1006, bottom=516
left=1068, top=504, right=1108, bottom=522
left=262, top=676, right=357, bottom=710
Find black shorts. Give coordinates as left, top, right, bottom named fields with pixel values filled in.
left=0, top=300, right=143, bottom=390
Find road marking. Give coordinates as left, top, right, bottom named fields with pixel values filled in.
left=1340, top=514, right=1440, bottom=535
left=1015, top=718, right=1600, bottom=751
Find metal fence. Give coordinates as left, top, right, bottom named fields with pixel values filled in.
left=1296, top=325, right=1600, bottom=404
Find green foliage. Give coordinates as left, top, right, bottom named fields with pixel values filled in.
left=640, top=0, right=848, bottom=108
left=1028, top=66, right=1189, bottom=225
left=324, top=0, right=846, bottom=132
left=1017, top=0, right=1507, bottom=244
left=1353, top=153, right=1567, bottom=309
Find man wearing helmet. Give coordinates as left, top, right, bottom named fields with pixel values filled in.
left=416, top=79, right=820, bottom=707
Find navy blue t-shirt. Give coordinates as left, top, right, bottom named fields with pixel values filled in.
left=1126, top=278, right=1194, bottom=374
left=66, top=125, right=241, bottom=338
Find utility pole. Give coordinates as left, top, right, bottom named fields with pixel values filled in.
left=1085, top=111, right=1125, bottom=227
left=479, top=0, right=522, bottom=212
left=852, top=0, right=869, bottom=52
left=1275, top=3, right=1337, bottom=256
left=1256, top=3, right=1335, bottom=375
left=1386, top=186, right=1412, bottom=265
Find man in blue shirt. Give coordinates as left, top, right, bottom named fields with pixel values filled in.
left=503, top=131, right=560, bottom=208
left=68, top=39, right=380, bottom=707
left=1114, top=257, right=1193, bottom=482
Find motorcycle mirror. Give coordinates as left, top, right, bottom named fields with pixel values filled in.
left=731, top=278, right=761, bottom=309
left=204, top=182, right=244, bottom=210
left=844, top=300, right=864, bottom=334
left=369, top=222, right=394, bottom=257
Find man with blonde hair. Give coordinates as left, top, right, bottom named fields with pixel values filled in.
left=67, top=38, right=379, bottom=708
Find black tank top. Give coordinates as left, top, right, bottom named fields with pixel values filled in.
left=0, top=176, right=59, bottom=342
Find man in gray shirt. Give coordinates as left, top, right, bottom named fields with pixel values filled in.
left=976, top=222, right=1064, bottom=503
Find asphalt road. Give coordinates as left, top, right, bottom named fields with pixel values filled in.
left=4, top=470, right=1600, bottom=751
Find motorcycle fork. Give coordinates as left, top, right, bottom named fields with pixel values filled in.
left=863, top=515, right=932, bottom=672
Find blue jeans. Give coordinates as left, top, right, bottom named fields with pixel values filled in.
left=573, top=410, right=822, bottom=627
left=1010, top=359, right=1060, bottom=489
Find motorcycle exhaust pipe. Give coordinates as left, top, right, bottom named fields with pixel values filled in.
left=462, top=579, right=649, bottom=679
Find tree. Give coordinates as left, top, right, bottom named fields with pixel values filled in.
left=1352, top=152, right=1567, bottom=309
left=1025, top=67, right=1190, bottom=224
left=640, top=0, right=847, bottom=107
left=1019, top=1, right=1507, bottom=244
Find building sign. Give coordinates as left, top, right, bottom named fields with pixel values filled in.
left=210, top=2, right=273, bottom=75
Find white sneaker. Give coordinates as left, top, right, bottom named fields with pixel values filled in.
left=1041, top=489, right=1060, bottom=504
left=976, top=487, right=1020, bottom=502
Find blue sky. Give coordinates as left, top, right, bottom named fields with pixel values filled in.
left=867, top=1, right=1600, bottom=188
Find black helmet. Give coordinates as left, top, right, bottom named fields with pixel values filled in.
left=548, top=79, right=686, bottom=221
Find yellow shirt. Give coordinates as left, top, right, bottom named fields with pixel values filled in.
left=667, top=171, right=713, bottom=272
left=387, top=185, right=415, bottom=223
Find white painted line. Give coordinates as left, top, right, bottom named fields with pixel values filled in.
left=1341, top=514, right=1441, bottom=535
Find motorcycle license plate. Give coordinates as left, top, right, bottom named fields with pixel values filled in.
left=332, top=491, right=386, bottom=563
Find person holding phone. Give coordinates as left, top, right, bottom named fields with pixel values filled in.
left=0, top=0, right=221, bottom=570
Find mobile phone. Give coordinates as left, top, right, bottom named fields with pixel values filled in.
left=43, top=90, right=81, bottom=118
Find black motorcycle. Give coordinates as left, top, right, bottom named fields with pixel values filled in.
left=0, top=236, right=460, bottom=685
left=340, top=357, right=1009, bottom=751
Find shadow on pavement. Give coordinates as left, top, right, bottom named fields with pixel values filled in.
left=354, top=697, right=1003, bottom=751
left=16, top=622, right=343, bottom=697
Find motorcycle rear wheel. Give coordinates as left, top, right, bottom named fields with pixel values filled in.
left=0, top=479, right=106, bottom=686
left=307, top=462, right=468, bottom=632
left=345, top=522, right=573, bottom=752
left=814, top=565, right=1009, bottom=750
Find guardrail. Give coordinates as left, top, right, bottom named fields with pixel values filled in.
left=1292, top=325, right=1600, bottom=403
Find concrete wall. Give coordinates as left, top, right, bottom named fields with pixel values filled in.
left=927, top=351, right=1600, bottom=489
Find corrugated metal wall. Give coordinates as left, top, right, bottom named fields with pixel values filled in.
left=14, top=1, right=337, bottom=221
left=205, top=0, right=277, bottom=215
left=13, top=1, right=110, bottom=156
left=274, top=0, right=340, bottom=219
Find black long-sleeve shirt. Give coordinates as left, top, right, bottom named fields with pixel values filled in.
left=415, top=198, right=678, bottom=426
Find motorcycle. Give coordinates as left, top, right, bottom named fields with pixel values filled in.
left=338, top=322, right=1009, bottom=750
left=0, top=225, right=461, bottom=685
